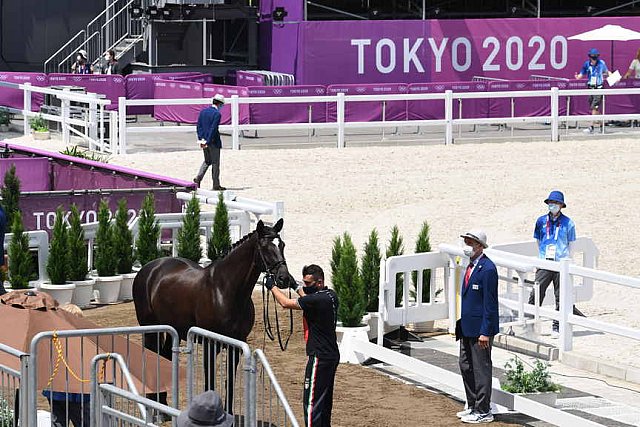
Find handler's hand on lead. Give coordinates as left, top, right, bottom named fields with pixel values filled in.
left=290, top=279, right=302, bottom=291
left=264, top=275, right=276, bottom=290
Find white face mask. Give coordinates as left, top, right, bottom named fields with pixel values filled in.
left=77, top=55, right=82, bottom=61
left=548, top=204, right=561, bottom=215
left=105, top=54, right=111, bottom=61
left=463, top=245, right=475, bottom=258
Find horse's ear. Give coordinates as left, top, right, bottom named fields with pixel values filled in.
left=257, top=220, right=265, bottom=233
left=273, top=218, right=283, bottom=233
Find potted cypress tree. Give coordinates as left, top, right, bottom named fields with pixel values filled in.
left=40, top=207, right=75, bottom=304
left=135, top=193, right=161, bottom=268
left=329, top=235, right=342, bottom=291
left=177, top=194, right=202, bottom=263
left=334, top=232, right=369, bottom=364
left=93, top=199, right=121, bottom=304
left=360, top=228, right=382, bottom=338
left=387, top=226, right=405, bottom=307
left=8, top=214, right=32, bottom=290
left=409, top=221, right=435, bottom=332
left=67, top=204, right=94, bottom=308
left=2, top=164, right=20, bottom=230
left=113, top=198, right=136, bottom=301
left=207, top=192, right=231, bottom=264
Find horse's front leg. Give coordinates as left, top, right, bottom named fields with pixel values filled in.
left=225, top=346, right=241, bottom=415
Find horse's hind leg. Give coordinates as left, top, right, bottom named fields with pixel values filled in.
left=143, top=332, right=169, bottom=407
left=203, top=341, right=219, bottom=393
left=225, top=346, right=241, bottom=415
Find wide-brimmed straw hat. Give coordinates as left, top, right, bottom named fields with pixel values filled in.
left=212, top=94, right=226, bottom=105
left=177, top=390, right=234, bottom=427
left=459, top=230, right=488, bottom=248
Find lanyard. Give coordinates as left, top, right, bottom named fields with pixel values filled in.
left=545, top=216, right=560, bottom=241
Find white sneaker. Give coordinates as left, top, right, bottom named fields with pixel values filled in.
left=461, top=412, right=494, bottom=424
left=583, top=127, right=595, bottom=134
left=456, top=408, right=473, bottom=418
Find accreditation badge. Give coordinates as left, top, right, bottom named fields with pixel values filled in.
left=545, top=244, right=557, bottom=261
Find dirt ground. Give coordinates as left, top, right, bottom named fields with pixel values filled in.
left=83, top=293, right=523, bottom=427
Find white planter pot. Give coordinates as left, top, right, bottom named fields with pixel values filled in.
left=38, top=282, right=76, bottom=305
left=94, top=275, right=123, bottom=304
left=32, top=130, right=50, bottom=140
left=520, top=392, right=558, bottom=407
left=70, top=278, right=96, bottom=308
left=366, top=312, right=395, bottom=341
left=118, top=272, right=137, bottom=301
left=336, top=324, right=371, bottom=364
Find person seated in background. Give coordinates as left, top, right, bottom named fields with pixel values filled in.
left=100, top=50, right=120, bottom=75
left=623, top=48, right=640, bottom=79
left=71, top=50, right=93, bottom=75
left=177, top=390, right=233, bottom=427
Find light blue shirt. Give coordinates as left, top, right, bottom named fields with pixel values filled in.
left=533, top=213, right=576, bottom=261
left=579, top=59, right=608, bottom=87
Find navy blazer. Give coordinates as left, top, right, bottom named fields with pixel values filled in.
left=460, top=254, right=499, bottom=338
left=196, top=106, right=223, bottom=148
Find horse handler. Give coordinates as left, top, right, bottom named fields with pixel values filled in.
left=266, top=264, right=339, bottom=427
left=194, top=94, right=226, bottom=191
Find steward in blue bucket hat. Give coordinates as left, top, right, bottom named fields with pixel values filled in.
left=544, top=190, right=566, bottom=208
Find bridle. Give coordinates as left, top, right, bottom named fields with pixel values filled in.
left=257, top=235, right=294, bottom=352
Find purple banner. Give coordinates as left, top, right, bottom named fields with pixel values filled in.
left=408, top=81, right=489, bottom=120
left=601, top=79, right=640, bottom=114
left=236, top=71, right=265, bottom=87
left=327, top=83, right=408, bottom=122
left=248, top=85, right=327, bottom=124
left=48, top=74, right=126, bottom=110
left=488, top=80, right=570, bottom=118
left=153, top=80, right=203, bottom=124
left=0, top=158, right=49, bottom=191
left=284, top=17, right=640, bottom=85
left=203, top=84, right=250, bottom=125
left=125, top=74, right=163, bottom=115
left=0, top=72, right=47, bottom=112
left=170, top=74, right=214, bottom=84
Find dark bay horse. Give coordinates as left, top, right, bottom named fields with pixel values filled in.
left=132, top=218, right=294, bottom=410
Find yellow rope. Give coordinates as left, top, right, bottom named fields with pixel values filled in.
left=45, top=331, right=109, bottom=388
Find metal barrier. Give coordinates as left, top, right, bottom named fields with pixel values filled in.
left=254, top=349, right=299, bottom=427
left=0, top=343, right=28, bottom=427
left=27, top=326, right=180, bottom=427
left=91, top=353, right=181, bottom=426
left=186, top=327, right=255, bottom=427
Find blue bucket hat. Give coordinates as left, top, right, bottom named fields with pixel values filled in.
left=544, top=190, right=566, bottom=208
left=588, top=48, right=600, bottom=57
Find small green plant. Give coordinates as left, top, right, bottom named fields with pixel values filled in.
left=177, top=194, right=202, bottom=262
left=207, top=192, right=231, bottom=262
left=502, top=357, right=561, bottom=394
left=46, top=206, right=68, bottom=284
left=67, top=204, right=88, bottom=281
left=361, top=229, right=381, bottom=312
left=413, top=221, right=432, bottom=303
left=60, top=145, right=110, bottom=163
left=95, top=199, right=117, bottom=277
left=0, top=110, right=11, bottom=126
left=136, top=193, right=161, bottom=267
left=2, top=164, right=20, bottom=227
left=8, top=214, right=32, bottom=289
left=0, top=396, right=14, bottom=427
left=113, top=198, right=134, bottom=274
left=30, top=115, right=48, bottom=132
left=386, top=226, right=404, bottom=307
left=334, top=232, right=366, bottom=327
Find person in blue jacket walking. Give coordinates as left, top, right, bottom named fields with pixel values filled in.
left=194, top=94, right=226, bottom=191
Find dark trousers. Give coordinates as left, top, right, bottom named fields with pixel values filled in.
left=528, top=269, right=584, bottom=330
left=303, top=356, right=338, bottom=427
left=47, top=398, right=90, bottom=427
left=195, top=144, right=221, bottom=188
left=459, top=336, right=493, bottom=414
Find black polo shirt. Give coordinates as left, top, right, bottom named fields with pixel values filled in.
left=298, top=289, right=339, bottom=361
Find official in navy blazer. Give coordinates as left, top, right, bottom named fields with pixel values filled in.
left=194, top=94, right=226, bottom=191
left=457, top=230, right=499, bottom=424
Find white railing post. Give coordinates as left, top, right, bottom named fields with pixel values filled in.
left=377, top=258, right=386, bottom=345
left=110, top=110, right=120, bottom=154
left=447, top=255, right=458, bottom=333
left=23, top=83, right=32, bottom=136
left=61, top=98, right=70, bottom=146
left=550, top=87, right=559, bottom=142
left=336, top=92, right=345, bottom=148
left=89, top=93, right=99, bottom=148
left=444, top=90, right=453, bottom=145
left=118, top=97, right=127, bottom=154
left=559, top=258, right=573, bottom=354
left=231, top=95, right=240, bottom=150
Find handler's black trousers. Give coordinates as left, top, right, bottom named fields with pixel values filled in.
left=528, top=269, right=584, bottom=331
left=459, top=336, right=493, bottom=415
left=303, top=356, right=338, bottom=427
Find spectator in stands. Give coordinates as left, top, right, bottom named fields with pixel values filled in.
left=266, top=264, right=339, bottom=427
left=177, top=390, right=233, bottom=427
left=194, top=94, right=226, bottom=191
left=71, top=50, right=93, bottom=75
left=575, top=48, right=609, bottom=134
left=100, top=50, right=120, bottom=75
left=623, top=48, right=640, bottom=79
left=528, top=191, right=584, bottom=338
left=456, top=230, right=498, bottom=424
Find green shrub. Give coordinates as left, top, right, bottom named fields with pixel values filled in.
left=0, top=396, right=14, bottom=427
left=30, top=115, right=48, bottom=132
left=0, top=110, right=10, bottom=126
left=207, top=192, right=231, bottom=261
left=60, top=145, right=110, bottom=163
left=502, top=357, right=561, bottom=394
left=330, top=235, right=342, bottom=292
left=46, top=206, right=68, bottom=284
left=67, top=204, right=88, bottom=281
left=361, top=229, right=381, bottom=312
left=136, top=193, right=161, bottom=267
left=8, top=214, right=31, bottom=289
left=1, top=164, right=20, bottom=227
left=114, top=198, right=134, bottom=274
left=413, top=221, right=432, bottom=303
left=334, top=232, right=366, bottom=327
left=94, top=200, right=117, bottom=276
left=177, top=194, right=202, bottom=263
left=386, top=226, right=404, bottom=307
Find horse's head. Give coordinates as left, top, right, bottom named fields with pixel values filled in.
left=256, top=218, right=295, bottom=289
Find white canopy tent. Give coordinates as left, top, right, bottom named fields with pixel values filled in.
left=569, top=24, right=640, bottom=70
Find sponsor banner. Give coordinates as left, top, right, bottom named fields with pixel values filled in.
left=286, top=17, right=640, bottom=85
left=0, top=72, right=47, bottom=111
left=408, top=81, right=489, bottom=120
left=153, top=79, right=203, bottom=124
left=248, top=85, right=327, bottom=124
left=203, top=84, right=250, bottom=125
left=48, top=74, right=125, bottom=110
left=326, top=83, right=408, bottom=122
